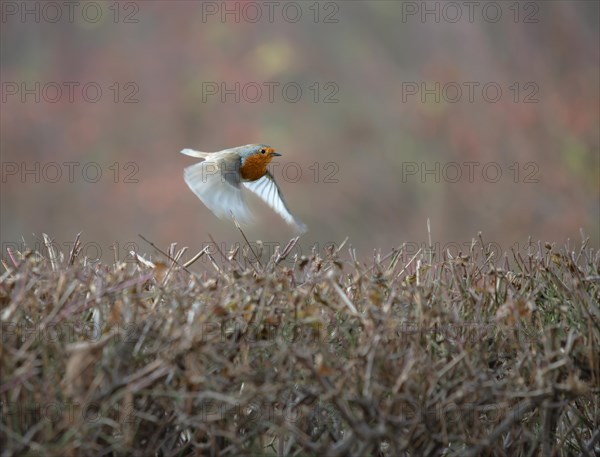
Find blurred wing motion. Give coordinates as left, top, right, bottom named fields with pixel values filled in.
left=182, top=152, right=254, bottom=224
left=243, top=172, right=307, bottom=233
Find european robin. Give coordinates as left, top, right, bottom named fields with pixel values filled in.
left=181, top=144, right=307, bottom=233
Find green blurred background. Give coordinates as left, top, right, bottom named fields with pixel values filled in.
left=1, top=1, right=598, bottom=264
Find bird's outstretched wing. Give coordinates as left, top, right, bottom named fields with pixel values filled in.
left=243, top=171, right=307, bottom=233
left=183, top=154, right=254, bottom=224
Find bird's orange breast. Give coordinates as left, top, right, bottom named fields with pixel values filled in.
left=240, top=154, right=271, bottom=181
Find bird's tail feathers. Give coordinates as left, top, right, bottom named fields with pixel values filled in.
left=180, top=148, right=211, bottom=159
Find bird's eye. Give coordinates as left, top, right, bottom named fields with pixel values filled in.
left=260, top=148, right=266, bottom=154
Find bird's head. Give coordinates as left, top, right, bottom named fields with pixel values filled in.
left=239, top=144, right=281, bottom=161
left=237, top=144, right=281, bottom=180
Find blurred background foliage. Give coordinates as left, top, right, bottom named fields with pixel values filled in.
left=1, top=1, right=598, bottom=262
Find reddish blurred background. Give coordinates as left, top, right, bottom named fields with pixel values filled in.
left=1, top=1, right=598, bottom=265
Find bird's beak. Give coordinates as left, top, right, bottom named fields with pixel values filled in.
left=271, top=152, right=282, bottom=157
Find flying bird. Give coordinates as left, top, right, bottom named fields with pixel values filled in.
left=181, top=144, right=307, bottom=233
